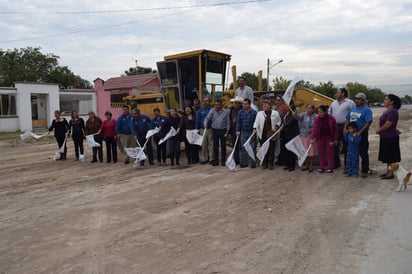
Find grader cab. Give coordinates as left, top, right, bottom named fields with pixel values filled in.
left=156, top=49, right=231, bottom=112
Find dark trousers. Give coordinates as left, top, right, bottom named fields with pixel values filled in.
left=169, top=139, right=181, bottom=164
left=105, top=137, right=117, bottom=163
left=72, top=133, right=84, bottom=159
left=360, top=131, right=369, bottom=174
left=92, top=135, right=103, bottom=162
left=230, top=130, right=240, bottom=164
left=212, top=128, right=227, bottom=164
left=184, top=139, right=199, bottom=164
left=56, top=134, right=67, bottom=159
left=334, top=123, right=347, bottom=168
left=137, top=135, right=154, bottom=165
left=260, top=137, right=275, bottom=167
left=277, top=133, right=287, bottom=165
left=154, top=136, right=167, bottom=163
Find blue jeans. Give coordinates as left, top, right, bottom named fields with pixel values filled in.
left=240, top=130, right=256, bottom=167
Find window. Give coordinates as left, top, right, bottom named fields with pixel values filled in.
left=110, top=93, right=128, bottom=108
left=60, top=94, right=93, bottom=115
left=0, top=94, right=17, bottom=116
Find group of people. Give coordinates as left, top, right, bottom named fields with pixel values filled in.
left=48, top=80, right=402, bottom=180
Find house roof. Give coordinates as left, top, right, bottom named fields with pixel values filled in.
left=104, top=73, right=159, bottom=91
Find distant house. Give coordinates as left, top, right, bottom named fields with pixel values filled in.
left=0, top=82, right=96, bottom=132
left=94, top=73, right=160, bottom=118
left=0, top=73, right=160, bottom=132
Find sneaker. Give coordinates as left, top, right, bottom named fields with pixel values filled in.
left=327, top=169, right=333, bottom=173
left=318, top=169, right=325, bottom=173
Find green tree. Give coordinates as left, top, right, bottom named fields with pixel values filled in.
left=124, top=66, right=155, bottom=76
left=312, top=81, right=337, bottom=98
left=345, top=82, right=385, bottom=103
left=272, top=76, right=290, bottom=91
left=0, top=47, right=91, bottom=88
left=401, top=95, right=412, bottom=104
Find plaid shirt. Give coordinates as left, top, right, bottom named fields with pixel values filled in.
left=236, top=108, right=257, bottom=132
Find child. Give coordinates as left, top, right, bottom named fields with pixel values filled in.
left=345, top=121, right=361, bottom=177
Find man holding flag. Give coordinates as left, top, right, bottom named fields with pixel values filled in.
left=151, top=108, right=168, bottom=165
left=130, top=108, right=154, bottom=166
left=236, top=98, right=257, bottom=168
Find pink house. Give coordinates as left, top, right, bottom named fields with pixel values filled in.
left=94, top=73, right=160, bottom=119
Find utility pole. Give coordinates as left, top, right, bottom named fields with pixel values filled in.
left=266, top=58, right=283, bottom=92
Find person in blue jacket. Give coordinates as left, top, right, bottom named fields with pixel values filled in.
left=116, top=106, right=134, bottom=164
left=344, top=122, right=361, bottom=178
left=130, top=108, right=154, bottom=166
left=151, top=108, right=168, bottom=165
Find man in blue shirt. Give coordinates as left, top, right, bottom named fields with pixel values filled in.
left=130, top=108, right=154, bottom=166
left=116, top=106, right=134, bottom=164
left=236, top=98, right=258, bottom=168
left=151, top=108, right=168, bottom=165
left=344, top=92, right=372, bottom=178
left=196, top=97, right=213, bottom=164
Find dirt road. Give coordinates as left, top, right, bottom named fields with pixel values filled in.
left=1, top=108, right=411, bottom=273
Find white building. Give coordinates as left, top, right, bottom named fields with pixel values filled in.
left=0, top=82, right=96, bottom=132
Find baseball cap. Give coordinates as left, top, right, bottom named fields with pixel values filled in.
left=354, top=92, right=367, bottom=100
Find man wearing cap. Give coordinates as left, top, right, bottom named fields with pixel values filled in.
left=344, top=92, right=372, bottom=178
left=329, top=88, right=355, bottom=170
left=235, top=76, right=254, bottom=104
left=116, top=106, right=134, bottom=164
left=229, top=96, right=243, bottom=165
left=85, top=111, right=103, bottom=163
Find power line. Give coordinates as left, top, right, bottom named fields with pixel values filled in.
left=0, top=0, right=273, bottom=15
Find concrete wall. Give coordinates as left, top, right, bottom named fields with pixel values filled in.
left=14, top=82, right=60, bottom=131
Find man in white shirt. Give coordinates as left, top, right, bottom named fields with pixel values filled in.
left=235, top=76, right=254, bottom=105
left=329, top=88, right=355, bottom=170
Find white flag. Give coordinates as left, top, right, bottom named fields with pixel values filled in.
left=256, top=129, right=281, bottom=164
left=186, top=129, right=203, bottom=146
left=285, top=135, right=311, bottom=167
left=159, top=127, right=176, bottom=145
left=20, top=131, right=47, bottom=140
left=125, top=147, right=147, bottom=161
left=86, top=134, right=101, bottom=147
left=282, top=76, right=303, bottom=106
left=146, top=127, right=161, bottom=139
left=226, top=136, right=239, bottom=171
left=54, top=136, right=68, bottom=160
left=243, top=132, right=256, bottom=162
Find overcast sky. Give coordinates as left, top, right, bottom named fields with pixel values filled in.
left=1, top=0, right=411, bottom=90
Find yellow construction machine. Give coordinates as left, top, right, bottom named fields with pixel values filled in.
left=123, top=49, right=333, bottom=114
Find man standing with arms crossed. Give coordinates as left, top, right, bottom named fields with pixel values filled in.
left=235, top=77, right=254, bottom=105
left=344, top=92, right=372, bottom=178
left=329, top=88, right=355, bottom=170
left=196, top=97, right=213, bottom=164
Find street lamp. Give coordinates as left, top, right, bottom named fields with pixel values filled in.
left=266, top=58, right=283, bottom=91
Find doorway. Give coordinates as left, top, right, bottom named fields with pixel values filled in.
left=31, top=95, right=48, bottom=128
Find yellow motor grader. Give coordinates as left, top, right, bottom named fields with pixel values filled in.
left=123, top=49, right=333, bottom=115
